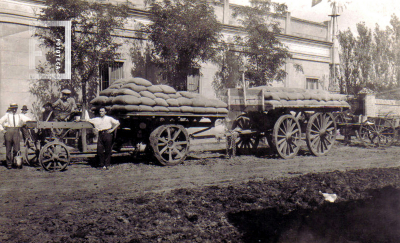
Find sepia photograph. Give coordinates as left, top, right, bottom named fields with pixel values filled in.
left=1, top=0, right=400, bottom=242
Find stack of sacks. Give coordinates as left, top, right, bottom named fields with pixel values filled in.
left=90, top=77, right=228, bottom=115
left=248, top=86, right=349, bottom=108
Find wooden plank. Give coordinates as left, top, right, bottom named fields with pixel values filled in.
left=26, top=121, right=94, bottom=129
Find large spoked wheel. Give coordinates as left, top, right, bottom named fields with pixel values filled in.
left=39, top=142, right=70, bottom=171
left=272, top=114, right=302, bottom=159
left=306, top=112, right=337, bottom=156
left=359, top=117, right=396, bottom=147
left=24, top=141, right=40, bottom=166
left=232, top=116, right=260, bottom=155
left=150, top=125, right=190, bottom=166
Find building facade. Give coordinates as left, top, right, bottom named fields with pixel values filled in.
left=0, top=0, right=333, bottom=115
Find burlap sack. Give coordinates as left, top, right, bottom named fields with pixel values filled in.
left=105, top=97, right=114, bottom=105
left=303, top=92, right=312, bottom=100
left=154, top=92, right=170, bottom=100
left=132, top=78, right=153, bottom=87
left=204, top=107, right=217, bottom=113
left=125, top=105, right=141, bottom=112
left=122, top=83, right=147, bottom=92
left=112, top=95, right=141, bottom=105
left=264, top=100, right=282, bottom=108
left=166, top=98, right=180, bottom=107
left=139, top=105, right=154, bottom=112
left=287, top=100, right=299, bottom=106
left=216, top=108, right=228, bottom=114
left=108, top=83, right=123, bottom=89
left=99, top=89, right=117, bottom=96
left=192, top=98, right=206, bottom=107
left=264, top=92, right=281, bottom=101
left=154, top=98, right=169, bottom=107
left=168, top=107, right=181, bottom=112
left=179, top=91, right=199, bottom=99
left=177, top=97, right=193, bottom=106
left=147, top=85, right=163, bottom=93
left=140, top=91, right=157, bottom=99
left=111, top=105, right=126, bottom=112
left=168, top=93, right=181, bottom=99
left=113, top=88, right=141, bottom=98
left=140, top=97, right=157, bottom=106
left=213, top=99, right=228, bottom=108
left=159, top=85, right=177, bottom=94
left=153, top=106, right=170, bottom=112
left=90, top=96, right=108, bottom=105
left=277, top=92, right=289, bottom=100
left=193, top=107, right=208, bottom=113
left=180, top=106, right=194, bottom=113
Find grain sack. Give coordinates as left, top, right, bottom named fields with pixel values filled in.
left=277, top=92, right=289, bottom=100
left=192, top=98, right=207, bottom=107
left=125, top=105, right=141, bottom=112
left=139, top=105, right=154, bottom=112
left=318, top=101, right=327, bottom=105
left=303, top=92, right=312, bottom=100
left=105, top=97, right=114, bottom=105
left=340, top=100, right=349, bottom=106
left=154, top=98, right=169, bottom=107
left=204, top=99, right=217, bottom=108
left=159, top=85, right=177, bottom=94
left=332, top=101, right=342, bottom=106
left=302, top=100, right=314, bottom=106
left=287, top=100, right=299, bottom=106
left=287, top=93, right=305, bottom=100
left=122, top=83, right=147, bottom=92
left=177, top=97, right=193, bottom=106
left=309, top=93, right=322, bottom=101
left=140, top=91, right=157, bottom=99
left=154, top=92, right=170, bottom=100
left=168, top=93, right=181, bottom=99
left=113, top=88, right=141, bottom=98
left=132, top=78, right=153, bottom=87
left=216, top=108, right=229, bottom=114
left=99, top=89, right=117, bottom=96
left=296, top=100, right=305, bottom=107
left=179, top=91, right=199, bottom=99
left=112, top=95, right=141, bottom=105
left=193, top=107, right=208, bottom=113
left=168, top=107, right=181, bottom=112
left=111, top=105, right=126, bottom=112
left=166, top=98, right=180, bottom=107
left=153, top=106, right=169, bottom=112
left=212, top=99, right=228, bottom=108
left=264, top=92, right=281, bottom=101
left=205, top=107, right=217, bottom=113
left=280, top=100, right=289, bottom=106
left=180, top=106, right=194, bottom=113
left=140, top=97, right=157, bottom=106
left=108, top=83, right=123, bottom=89
left=90, top=96, right=108, bottom=105
left=147, top=85, right=163, bottom=93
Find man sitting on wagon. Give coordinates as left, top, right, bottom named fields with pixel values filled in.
left=52, top=89, right=77, bottom=121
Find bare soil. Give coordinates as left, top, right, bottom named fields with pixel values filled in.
left=1, top=139, right=400, bottom=242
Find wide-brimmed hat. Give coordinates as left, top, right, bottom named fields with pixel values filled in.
left=9, top=103, right=18, bottom=109
left=43, top=102, right=52, bottom=108
left=61, top=89, right=72, bottom=95
left=21, top=105, right=28, bottom=111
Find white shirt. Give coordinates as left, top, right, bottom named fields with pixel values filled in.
left=0, top=113, right=31, bottom=132
left=88, top=115, right=120, bottom=132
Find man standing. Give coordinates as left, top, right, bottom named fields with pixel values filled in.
left=0, top=103, right=31, bottom=169
left=52, top=89, right=77, bottom=121
left=87, top=107, right=120, bottom=170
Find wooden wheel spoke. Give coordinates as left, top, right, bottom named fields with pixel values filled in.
left=172, top=129, right=182, bottom=141
left=175, top=141, right=188, bottom=146
left=159, top=145, right=168, bottom=155
left=158, top=137, right=167, bottom=144
left=277, top=138, right=286, bottom=146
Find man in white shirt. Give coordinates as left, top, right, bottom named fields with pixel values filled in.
left=87, top=107, right=120, bottom=170
left=0, top=103, right=31, bottom=169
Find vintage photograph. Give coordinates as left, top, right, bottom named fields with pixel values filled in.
left=1, top=0, right=400, bottom=242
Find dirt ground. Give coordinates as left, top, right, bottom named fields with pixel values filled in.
left=1, top=138, right=400, bottom=242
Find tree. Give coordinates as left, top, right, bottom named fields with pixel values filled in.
left=389, top=14, right=400, bottom=87
left=354, top=22, right=373, bottom=89
left=338, top=29, right=359, bottom=94
left=34, top=0, right=128, bottom=110
left=146, top=0, right=221, bottom=90
left=230, top=0, right=301, bottom=87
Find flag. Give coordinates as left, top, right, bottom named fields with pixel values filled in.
left=312, top=0, right=323, bottom=7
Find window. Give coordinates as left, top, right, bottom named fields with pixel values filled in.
left=306, top=78, right=319, bottom=89
left=187, top=68, right=200, bottom=93
left=99, top=61, right=124, bottom=90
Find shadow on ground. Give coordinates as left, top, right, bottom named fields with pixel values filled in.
left=227, top=186, right=400, bottom=243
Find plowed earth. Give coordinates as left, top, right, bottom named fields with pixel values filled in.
left=1, top=139, right=400, bottom=242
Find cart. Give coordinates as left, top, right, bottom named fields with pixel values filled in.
left=23, top=111, right=227, bottom=171
left=227, top=88, right=350, bottom=159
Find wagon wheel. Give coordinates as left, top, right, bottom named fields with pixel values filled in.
left=39, top=141, right=71, bottom=171
left=359, top=117, right=396, bottom=147
left=272, top=114, right=302, bottom=159
left=232, top=116, right=260, bottom=155
left=23, top=140, right=40, bottom=166
left=149, top=125, right=190, bottom=166
left=306, top=112, right=337, bottom=156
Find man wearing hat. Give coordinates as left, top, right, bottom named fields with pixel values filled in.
left=52, top=89, right=77, bottom=121
left=0, top=103, right=31, bottom=169
left=20, top=105, right=35, bottom=146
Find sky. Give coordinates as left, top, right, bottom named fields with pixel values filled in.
left=230, top=0, right=400, bottom=34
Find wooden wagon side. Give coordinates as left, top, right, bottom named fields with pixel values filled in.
left=226, top=88, right=350, bottom=159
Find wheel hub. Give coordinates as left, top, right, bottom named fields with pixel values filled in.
left=167, top=140, right=174, bottom=147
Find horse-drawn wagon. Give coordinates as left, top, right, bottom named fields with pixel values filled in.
left=226, top=86, right=350, bottom=158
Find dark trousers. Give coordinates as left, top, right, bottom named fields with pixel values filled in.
left=97, top=131, right=113, bottom=167
left=5, top=128, right=20, bottom=167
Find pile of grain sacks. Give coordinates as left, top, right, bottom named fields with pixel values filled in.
left=90, top=77, right=228, bottom=114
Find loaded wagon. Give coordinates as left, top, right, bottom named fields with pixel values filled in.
left=226, top=86, right=350, bottom=158
left=23, top=77, right=229, bottom=171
